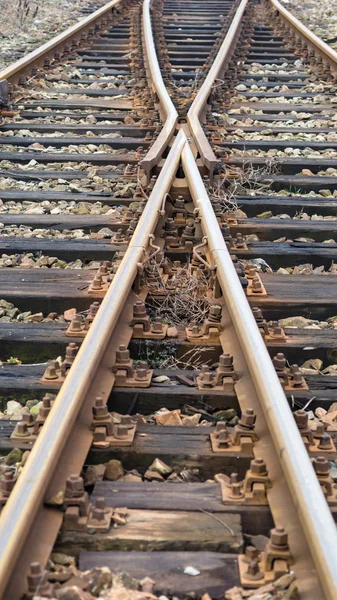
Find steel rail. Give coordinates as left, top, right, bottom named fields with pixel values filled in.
left=187, top=0, right=248, bottom=174
left=180, top=129, right=337, bottom=600
left=268, top=0, right=337, bottom=71
left=0, top=135, right=185, bottom=600
left=0, top=0, right=125, bottom=85
left=141, top=0, right=178, bottom=176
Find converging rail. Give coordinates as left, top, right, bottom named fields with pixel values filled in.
left=0, top=0, right=337, bottom=599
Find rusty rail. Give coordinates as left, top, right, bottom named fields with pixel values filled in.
left=0, top=0, right=129, bottom=86
left=187, top=0, right=248, bottom=175
left=1, top=1, right=337, bottom=598
left=141, top=0, right=178, bottom=177
left=0, top=132, right=184, bottom=600
left=268, top=0, right=337, bottom=72
left=180, top=129, right=337, bottom=600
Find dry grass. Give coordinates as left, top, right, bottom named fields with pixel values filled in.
left=208, top=157, right=280, bottom=211
left=141, top=258, right=214, bottom=327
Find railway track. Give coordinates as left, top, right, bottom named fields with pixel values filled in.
left=0, top=0, right=337, bottom=599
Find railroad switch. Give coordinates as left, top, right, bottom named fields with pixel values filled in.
left=221, top=458, right=271, bottom=505
left=273, top=354, right=308, bottom=391
left=66, top=302, right=100, bottom=338
left=131, top=300, right=168, bottom=339
left=252, top=308, right=287, bottom=343
left=210, top=409, right=258, bottom=455
left=312, top=456, right=337, bottom=504
left=112, top=345, right=153, bottom=387
left=185, top=304, right=223, bottom=344
left=62, top=476, right=125, bottom=533
left=238, top=527, right=293, bottom=588
left=294, top=410, right=337, bottom=456
left=91, top=397, right=136, bottom=448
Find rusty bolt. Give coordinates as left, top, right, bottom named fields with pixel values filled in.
left=315, top=423, right=325, bottom=437
left=239, top=408, right=256, bottom=428
left=116, top=345, right=130, bottom=363
left=88, top=302, right=100, bottom=319
left=217, top=428, right=231, bottom=448
left=190, top=322, right=201, bottom=336
left=273, top=353, right=287, bottom=370
left=44, top=360, right=58, bottom=380
left=69, top=314, right=83, bottom=332
left=120, top=415, right=133, bottom=428
left=65, top=475, right=84, bottom=498
left=1, top=470, right=16, bottom=495
left=113, top=229, right=124, bottom=242
left=252, top=277, right=262, bottom=291
left=91, top=497, right=106, bottom=521
left=270, top=527, right=288, bottom=549
left=246, top=559, right=263, bottom=580
left=312, top=456, right=330, bottom=475
left=91, top=274, right=103, bottom=290
left=93, top=397, right=108, bottom=419
left=230, top=481, right=243, bottom=497
left=250, top=458, right=267, bottom=475
left=230, top=472, right=239, bottom=484
left=22, top=410, right=34, bottom=426
left=292, top=371, right=304, bottom=387
left=133, top=301, right=147, bottom=318
left=215, top=422, right=227, bottom=434
left=135, top=368, right=148, bottom=381
left=65, top=342, right=79, bottom=362
left=209, top=304, right=222, bottom=321
left=252, top=307, right=264, bottom=321
left=14, top=422, right=30, bottom=438
left=27, top=562, right=49, bottom=593
left=219, top=353, right=233, bottom=369
left=115, top=425, right=129, bottom=438
left=245, top=545, right=259, bottom=561
left=152, top=317, right=164, bottom=333
left=294, top=409, right=308, bottom=430
left=318, top=433, right=333, bottom=450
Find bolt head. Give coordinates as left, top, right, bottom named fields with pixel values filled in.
left=270, top=526, right=288, bottom=548
left=250, top=458, right=267, bottom=475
